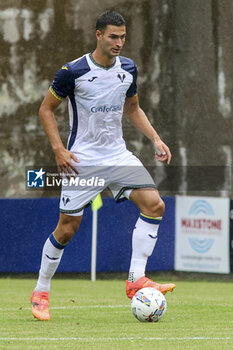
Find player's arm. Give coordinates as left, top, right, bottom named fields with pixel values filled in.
left=123, top=94, right=171, bottom=164
left=39, top=90, right=79, bottom=175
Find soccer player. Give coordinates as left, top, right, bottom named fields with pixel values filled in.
left=31, top=10, right=176, bottom=321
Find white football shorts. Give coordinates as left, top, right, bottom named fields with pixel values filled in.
left=59, top=151, right=156, bottom=216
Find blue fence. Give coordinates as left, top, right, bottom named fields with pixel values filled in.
left=0, top=197, right=175, bottom=273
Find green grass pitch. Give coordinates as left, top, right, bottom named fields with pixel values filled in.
left=0, top=275, right=232, bottom=350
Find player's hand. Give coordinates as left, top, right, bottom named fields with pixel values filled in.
left=154, top=139, right=171, bottom=164
left=54, top=148, right=79, bottom=178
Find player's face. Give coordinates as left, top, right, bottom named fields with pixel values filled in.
left=97, top=25, right=126, bottom=58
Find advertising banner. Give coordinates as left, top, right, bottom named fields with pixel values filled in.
left=175, top=196, right=230, bottom=273
left=230, top=200, right=233, bottom=273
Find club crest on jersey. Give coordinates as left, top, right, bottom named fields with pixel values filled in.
left=62, top=196, right=71, bottom=206
left=117, top=73, right=126, bottom=82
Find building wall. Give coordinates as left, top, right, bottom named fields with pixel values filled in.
left=0, top=0, right=232, bottom=198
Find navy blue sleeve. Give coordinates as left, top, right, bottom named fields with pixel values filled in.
left=50, top=64, right=75, bottom=100
left=120, top=57, right=138, bottom=98
left=126, top=63, right=138, bottom=97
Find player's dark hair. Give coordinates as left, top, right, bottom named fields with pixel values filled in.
left=96, top=11, right=125, bottom=31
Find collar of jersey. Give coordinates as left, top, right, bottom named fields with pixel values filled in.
left=89, top=53, right=116, bottom=70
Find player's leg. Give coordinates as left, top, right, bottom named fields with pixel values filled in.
left=31, top=213, right=82, bottom=320
left=128, top=188, right=163, bottom=283
left=126, top=188, right=176, bottom=298
left=35, top=213, right=82, bottom=292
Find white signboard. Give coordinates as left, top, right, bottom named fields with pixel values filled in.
left=175, top=196, right=230, bottom=273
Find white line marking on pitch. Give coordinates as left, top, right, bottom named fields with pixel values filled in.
left=0, top=337, right=232, bottom=341
left=0, top=304, right=130, bottom=311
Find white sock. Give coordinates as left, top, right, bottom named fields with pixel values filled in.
left=35, top=233, right=65, bottom=292
left=128, top=214, right=162, bottom=283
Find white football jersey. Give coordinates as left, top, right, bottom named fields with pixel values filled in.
left=50, top=53, right=137, bottom=165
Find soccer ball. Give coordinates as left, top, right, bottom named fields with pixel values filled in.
left=131, top=287, right=167, bottom=322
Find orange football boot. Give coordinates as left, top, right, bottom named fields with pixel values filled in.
left=126, top=276, right=176, bottom=299
left=31, top=290, right=50, bottom=321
